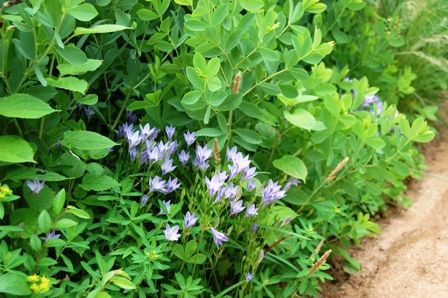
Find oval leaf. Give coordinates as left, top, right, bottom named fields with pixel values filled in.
left=61, top=131, right=117, bottom=151
left=0, top=136, right=35, bottom=164
left=0, top=93, right=58, bottom=119
left=273, top=155, right=308, bottom=181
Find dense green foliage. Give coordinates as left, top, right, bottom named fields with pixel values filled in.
left=0, top=0, right=445, bottom=297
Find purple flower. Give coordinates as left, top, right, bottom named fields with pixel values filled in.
left=247, top=179, right=257, bottom=191
left=245, top=273, right=253, bottom=282
left=251, top=224, right=259, bottom=232
left=178, top=150, right=190, bottom=165
left=229, top=153, right=251, bottom=178
left=165, top=177, right=181, bottom=193
left=165, top=125, right=175, bottom=139
left=139, top=123, right=152, bottom=139
left=118, top=123, right=134, bottom=138
left=230, top=199, right=245, bottom=215
left=126, top=130, right=141, bottom=148
left=127, top=111, right=138, bottom=123
left=149, top=176, right=167, bottom=193
left=157, top=141, right=171, bottom=160
left=148, top=146, right=161, bottom=163
left=129, top=147, right=138, bottom=161
left=164, top=224, right=181, bottom=241
left=242, top=167, right=257, bottom=180
left=161, top=158, right=176, bottom=175
left=140, top=194, right=149, bottom=207
left=246, top=204, right=258, bottom=217
left=159, top=200, right=171, bottom=215
left=223, top=183, right=239, bottom=200
left=26, top=178, right=45, bottom=195
left=226, top=146, right=239, bottom=162
left=43, top=230, right=60, bottom=242
left=168, top=140, right=178, bottom=154
left=284, top=178, right=300, bottom=192
left=205, top=171, right=228, bottom=197
left=363, top=94, right=383, bottom=114
left=210, top=227, right=229, bottom=246
left=81, top=105, right=95, bottom=121
left=261, top=180, right=286, bottom=206
left=194, top=144, right=212, bottom=171
left=184, top=211, right=198, bottom=228
left=183, top=131, right=196, bottom=146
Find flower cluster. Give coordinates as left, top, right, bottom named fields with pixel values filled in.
left=27, top=274, right=51, bottom=293
left=0, top=183, right=12, bottom=200
left=363, top=94, right=383, bottom=115
left=119, top=124, right=295, bottom=248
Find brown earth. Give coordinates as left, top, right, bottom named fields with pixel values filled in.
left=321, top=101, right=448, bottom=298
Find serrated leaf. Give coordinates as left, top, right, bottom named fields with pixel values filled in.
left=0, top=136, right=35, bottom=163
left=273, top=155, right=307, bottom=181
left=61, top=131, right=117, bottom=151
left=47, top=77, right=89, bottom=94
left=0, top=93, right=58, bottom=119
left=80, top=174, right=120, bottom=191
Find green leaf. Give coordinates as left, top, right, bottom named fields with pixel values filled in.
left=69, top=3, right=98, bottom=21
left=56, top=45, right=88, bottom=64
left=187, top=254, right=206, bottom=264
left=181, top=90, right=202, bottom=105
left=47, top=77, right=88, bottom=94
left=61, top=131, right=117, bottom=151
left=66, top=205, right=91, bottom=219
left=53, top=189, right=66, bottom=215
left=273, top=155, right=307, bottom=181
left=0, top=272, right=32, bottom=296
left=136, top=9, right=159, bottom=21
left=0, top=93, right=58, bottom=119
left=77, top=94, right=98, bottom=105
left=74, top=24, right=131, bottom=35
left=55, top=218, right=78, bottom=229
left=233, top=128, right=262, bottom=144
left=174, top=0, right=192, bottom=6
left=196, top=128, right=225, bottom=137
left=284, top=109, right=316, bottom=130
left=111, top=276, right=136, bottom=290
left=38, top=209, right=52, bottom=232
left=206, top=58, right=221, bottom=77
left=0, top=136, right=35, bottom=164
left=240, top=0, right=264, bottom=11
left=80, top=174, right=120, bottom=191
left=58, top=59, right=103, bottom=76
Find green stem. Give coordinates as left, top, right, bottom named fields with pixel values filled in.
left=111, top=89, right=133, bottom=132
left=14, top=119, right=23, bottom=136
left=38, top=116, right=45, bottom=139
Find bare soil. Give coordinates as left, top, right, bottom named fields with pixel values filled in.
left=321, top=102, right=448, bottom=298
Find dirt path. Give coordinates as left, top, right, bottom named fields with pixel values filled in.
left=321, top=103, right=448, bottom=298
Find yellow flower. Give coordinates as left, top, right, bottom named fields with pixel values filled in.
left=38, top=276, right=51, bottom=292
left=29, top=283, right=40, bottom=293
left=0, top=184, right=12, bottom=200
left=27, top=273, right=40, bottom=283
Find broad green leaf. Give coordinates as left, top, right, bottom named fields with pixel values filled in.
left=181, top=90, right=202, bottom=105
left=69, top=3, right=98, bottom=21
left=0, top=93, right=58, bottom=119
left=77, top=94, right=98, bottom=105
left=136, top=9, right=159, bottom=21
left=47, top=77, right=88, bottom=94
left=233, top=128, right=262, bottom=144
left=0, top=136, right=35, bottom=163
left=111, top=276, right=136, bottom=290
left=58, top=59, right=103, bottom=76
left=273, top=155, right=308, bottom=181
left=74, top=24, right=131, bottom=35
left=55, top=218, right=77, bottom=229
left=196, top=128, right=225, bottom=137
left=206, top=58, right=221, bottom=77
left=66, top=206, right=91, bottom=219
left=240, top=0, right=264, bottom=11
left=0, top=272, right=32, bottom=296
left=53, top=189, right=66, bottom=215
left=38, top=209, right=51, bottom=232
left=56, top=45, right=88, bottom=64
left=187, top=254, right=206, bottom=264
left=174, top=0, right=192, bottom=6
left=61, top=130, right=117, bottom=151
left=80, top=174, right=120, bottom=191
left=284, top=109, right=316, bottom=130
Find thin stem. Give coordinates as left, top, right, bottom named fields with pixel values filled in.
left=111, top=89, right=133, bottom=131
left=14, top=119, right=23, bottom=136
left=38, top=116, right=45, bottom=139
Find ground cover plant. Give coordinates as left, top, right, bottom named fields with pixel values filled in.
left=0, top=0, right=443, bottom=297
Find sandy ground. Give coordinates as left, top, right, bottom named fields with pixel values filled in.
left=321, top=102, right=448, bottom=298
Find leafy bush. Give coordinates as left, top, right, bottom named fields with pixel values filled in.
left=0, top=0, right=440, bottom=297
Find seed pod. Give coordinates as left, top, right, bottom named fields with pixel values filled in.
left=326, top=157, right=349, bottom=182
left=232, top=71, right=241, bottom=94
left=213, top=138, right=221, bottom=163
left=308, top=249, right=332, bottom=276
